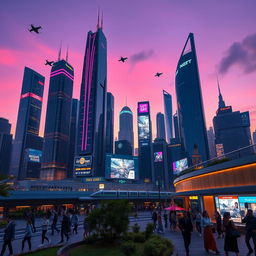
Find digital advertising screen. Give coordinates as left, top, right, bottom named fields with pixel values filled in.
left=216, top=196, right=241, bottom=222
left=138, top=115, right=150, bottom=140
left=138, top=103, right=149, bottom=114
left=74, top=156, right=92, bottom=176
left=238, top=197, right=256, bottom=217
left=172, top=158, right=188, bottom=175
left=27, top=149, right=42, bottom=163
left=105, top=154, right=139, bottom=180
left=154, top=152, right=163, bottom=162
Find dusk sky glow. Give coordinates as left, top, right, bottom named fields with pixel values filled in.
left=1, top=0, right=256, bottom=148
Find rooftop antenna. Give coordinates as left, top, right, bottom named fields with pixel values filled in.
left=66, top=45, right=69, bottom=62
left=101, top=11, right=103, bottom=29
left=96, top=8, right=100, bottom=30
left=125, top=96, right=127, bottom=106
left=217, top=74, right=221, bottom=95
left=58, top=41, right=62, bottom=61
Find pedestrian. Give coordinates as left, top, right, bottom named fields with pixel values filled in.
left=39, top=215, right=50, bottom=246
left=195, top=210, right=202, bottom=236
left=21, top=219, right=33, bottom=252
left=59, top=211, right=71, bottom=243
left=215, top=211, right=223, bottom=239
left=201, top=210, right=220, bottom=254
left=178, top=211, right=193, bottom=256
left=170, top=211, right=177, bottom=231
left=163, top=210, right=168, bottom=229
left=30, top=209, right=36, bottom=233
left=242, top=209, right=256, bottom=256
left=71, top=211, right=79, bottom=234
left=152, top=210, right=157, bottom=231
left=0, top=216, right=15, bottom=256
left=157, top=212, right=164, bottom=233
left=51, top=209, right=59, bottom=235
left=83, top=210, right=89, bottom=238
left=223, top=212, right=240, bottom=256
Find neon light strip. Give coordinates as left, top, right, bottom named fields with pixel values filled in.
left=20, top=92, right=42, bottom=102
left=50, top=68, right=74, bottom=78
left=50, top=71, right=74, bottom=81
left=38, top=81, right=44, bottom=86
left=65, top=63, right=73, bottom=71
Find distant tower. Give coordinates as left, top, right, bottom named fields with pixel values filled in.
left=163, top=90, right=173, bottom=143
left=118, top=106, right=134, bottom=153
left=156, top=112, right=166, bottom=140
left=207, top=127, right=216, bottom=159
left=106, top=92, right=114, bottom=154
left=11, top=67, right=45, bottom=179
left=0, top=118, right=12, bottom=176
left=175, top=33, right=209, bottom=162
left=173, top=112, right=180, bottom=142
left=76, top=16, right=107, bottom=177
left=41, top=59, right=74, bottom=180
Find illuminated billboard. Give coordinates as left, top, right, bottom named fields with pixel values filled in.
left=138, top=103, right=149, bottom=114
left=138, top=115, right=150, bottom=140
left=173, top=158, right=188, bottom=175
left=105, top=154, right=138, bottom=180
left=27, top=149, right=42, bottom=163
left=154, top=152, right=163, bottom=162
left=74, top=156, right=92, bottom=176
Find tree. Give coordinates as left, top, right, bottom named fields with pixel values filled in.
left=0, top=175, right=11, bottom=197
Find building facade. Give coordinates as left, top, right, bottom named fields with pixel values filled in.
left=207, top=127, right=216, bottom=159
left=156, top=112, right=166, bottom=140
left=41, top=60, right=74, bottom=180
left=76, top=21, right=107, bottom=177
left=106, top=92, right=114, bottom=154
left=175, top=33, right=209, bottom=163
left=11, top=67, right=45, bottom=179
left=115, top=140, right=133, bottom=155
left=163, top=90, right=173, bottom=143
left=173, top=112, right=180, bottom=142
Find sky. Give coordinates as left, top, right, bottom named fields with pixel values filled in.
left=1, top=0, right=256, bottom=148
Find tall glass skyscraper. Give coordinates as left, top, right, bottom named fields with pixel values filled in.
left=11, top=67, right=45, bottom=179
left=156, top=112, right=166, bottom=140
left=77, top=20, right=107, bottom=177
left=163, top=90, right=173, bottom=143
left=106, top=92, right=114, bottom=154
left=173, top=112, right=180, bottom=142
left=118, top=106, right=134, bottom=153
left=41, top=60, right=74, bottom=180
left=175, top=33, right=209, bottom=162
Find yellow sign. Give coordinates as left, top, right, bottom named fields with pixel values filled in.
left=189, top=196, right=198, bottom=200
left=99, top=184, right=105, bottom=189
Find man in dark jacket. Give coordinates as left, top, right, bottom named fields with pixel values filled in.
left=178, top=211, right=193, bottom=256
left=242, top=209, right=256, bottom=256
left=0, top=216, right=15, bottom=256
left=59, top=212, right=71, bottom=243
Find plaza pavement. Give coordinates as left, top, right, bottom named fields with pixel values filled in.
left=0, top=212, right=252, bottom=256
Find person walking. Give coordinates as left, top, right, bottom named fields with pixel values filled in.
left=242, top=209, right=256, bottom=256
left=163, top=210, right=168, bottom=229
left=0, top=216, right=15, bottom=256
left=157, top=212, right=164, bottom=234
left=170, top=211, right=177, bottom=231
left=51, top=209, right=59, bottom=235
left=71, top=211, right=79, bottom=234
left=21, top=219, right=33, bottom=252
left=195, top=210, right=202, bottom=236
left=83, top=211, right=90, bottom=238
left=152, top=210, right=157, bottom=231
left=179, top=211, right=193, bottom=256
left=59, top=212, right=71, bottom=243
left=39, top=215, right=50, bottom=246
left=223, top=212, right=240, bottom=256
left=202, top=210, right=220, bottom=255
left=215, top=211, right=223, bottom=239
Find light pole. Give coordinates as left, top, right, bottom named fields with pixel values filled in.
left=157, top=176, right=161, bottom=211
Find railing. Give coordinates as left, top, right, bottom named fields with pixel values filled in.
left=176, top=144, right=256, bottom=177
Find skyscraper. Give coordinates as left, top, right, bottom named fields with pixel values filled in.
left=137, top=101, right=153, bottom=182
left=156, top=112, right=166, bottom=140
left=41, top=59, right=74, bottom=180
left=0, top=118, right=12, bottom=176
left=163, top=90, right=173, bottom=143
left=76, top=18, right=107, bottom=177
left=253, top=130, right=256, bottom=153
left=67, top=99, right=79, bottom=178
left=175, top=33, right=209, bottom=162
left=106, top=92, right=114, bottom=154
left=118, top=106, right=134, bottom=153
left=213, top=82, right=252, bottom=155
left=11, top=67, right=45, bottom=179
left=173, top=112, right=180, bottom=142
left=207, top=127, right=216, bottom=159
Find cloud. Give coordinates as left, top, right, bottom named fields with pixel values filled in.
left=219, top=33, right=256, bottom=74
left=130, top=49, right=154, bottom=65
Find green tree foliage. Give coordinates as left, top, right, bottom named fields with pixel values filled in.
left=0, top=175, right=11, bottom=197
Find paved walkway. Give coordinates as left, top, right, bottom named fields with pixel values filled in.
left=0, top=212, right=253, bottom=256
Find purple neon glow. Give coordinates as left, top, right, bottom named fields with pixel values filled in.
left=50, top=71, right=74, bottom=80
left=138, top=103, right=149, bottom=113
left=51, top=68, right=74, bottom=78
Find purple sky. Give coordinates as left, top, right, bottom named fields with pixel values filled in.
left=1, top=0, right=256, bottom=147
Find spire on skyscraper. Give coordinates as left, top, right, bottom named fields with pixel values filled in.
left=58, top=41, right=62, bottom=61
left=101, top=12, right=103, bottom=30
left=66, top=46, right=69, bottom=62
left=217, top=76, right=226, bottom=109
left=96, top=8, right=100, bottom=30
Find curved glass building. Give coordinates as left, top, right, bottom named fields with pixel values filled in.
left=175, top=33, right=209, bottom=162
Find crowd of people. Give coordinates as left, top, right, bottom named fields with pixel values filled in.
left=0, top=207, right=90, bottom=256
left=151, top=208, right=256, bottom=256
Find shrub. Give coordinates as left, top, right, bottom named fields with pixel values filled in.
left=0, top=220, right=7, bottom=228
left=120, top=241, right=136, bottom=256
left=132, top=223, right=140, bottom=233
left=122, top=232, right=134, bottom=241
left=145, top=223, right=154, bottom=239
left=84, top=233, right=99, bottom=244
left=133, top=232, right=145, bottom=243
left=143, top=235, right=173, bottom=256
